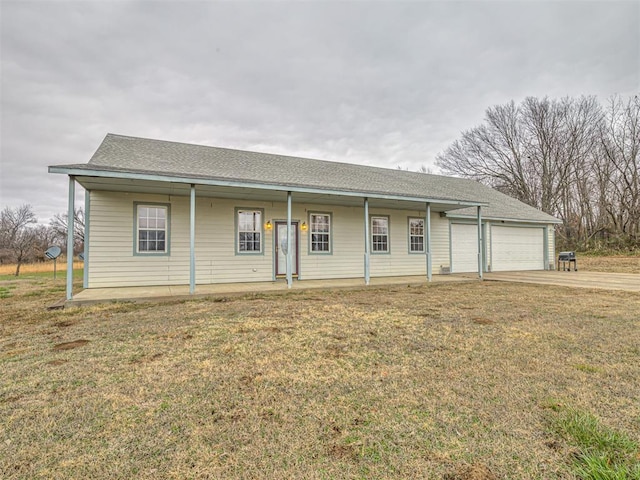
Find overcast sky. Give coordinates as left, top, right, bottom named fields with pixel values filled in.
left=1, top=0, right=638, bottom=222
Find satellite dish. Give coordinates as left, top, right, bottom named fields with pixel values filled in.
left=78, top=252, right=85, bottom=261
left=45, top=246, right=62, bottom=260
left=44, top=246, right=62, bottom=280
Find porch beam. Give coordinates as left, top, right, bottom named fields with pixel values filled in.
left=286, top=191, right=292, bottom=288
left=426, top=202, right=432, bottom=282
left=477, top=205, right=483, bottom=279
left=66, top=176, right=75, bottom=300
left=364, top=197, right=370, bottom=285
left=189, top=184, right=196, bottom=294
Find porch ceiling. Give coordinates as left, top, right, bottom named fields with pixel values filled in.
left=75, top=175, right=475, bottom=212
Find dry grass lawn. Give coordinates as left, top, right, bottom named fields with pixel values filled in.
left=1, top=259, right=639, bottom=479
left=577, top=255, right=640, bottom=274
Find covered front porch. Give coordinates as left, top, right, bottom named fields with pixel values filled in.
left=54, top=171, right=487, bottom=302
left=66, top=273, right=479, bottom=307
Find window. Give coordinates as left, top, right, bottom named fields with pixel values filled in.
left=237, top=209, right=262, bottom=253
left=310, top=213, right=331, bottom=253
left=136, top=204, right=169, bottom=254
left=371, top=216, right=389, bottom=253
left=409, top=218, right=425, bottom=253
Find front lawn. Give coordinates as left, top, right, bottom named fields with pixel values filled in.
left=1, top=272, right=638, bottom=479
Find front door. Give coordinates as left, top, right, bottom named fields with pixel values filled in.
left=275, top=221, right=298, bottom=277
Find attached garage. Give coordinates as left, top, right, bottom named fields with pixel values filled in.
left=490, top=225, right=545, bottom=271
left=450, top=223, right=480, bottom=273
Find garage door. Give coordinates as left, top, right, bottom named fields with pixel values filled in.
left=451, top=223, right=479, bottom=273
left=491, top=226, right=544, bottom=271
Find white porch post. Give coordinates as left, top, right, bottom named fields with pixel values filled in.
left=286, top=191, right=293, bottom=288
left=426, top=202, right=432, bottom=282
left=66, top=176, right=75, bottom=300
left=364, top=197, right=370, bottom=285
left=83, top=190, right=90, bottom=289
left=189, top=184, right=196, bottom=294
left=477, top=205, right=483, bottom=279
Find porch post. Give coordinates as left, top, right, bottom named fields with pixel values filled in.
left=426, top=202, right=432, bottom=282
left=477, top=205, right=483, bottom=279
left=286, top=191, right=292, bottom=288
left=189, top=184, right=196, bottom=294
left=83, top=190, right=90, bottom=289
left=364, top=197, right=370, bottom=285
left=66, top=176, right=75, bottom=300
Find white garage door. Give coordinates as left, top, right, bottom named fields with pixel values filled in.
left=491, top=226, right=544, bottom=271
left=451, top=223, right=479, bottom=273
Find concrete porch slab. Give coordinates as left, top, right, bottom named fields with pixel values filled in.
left=66, top=274, right=479, bottom=307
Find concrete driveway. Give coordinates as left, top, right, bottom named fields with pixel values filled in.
left=484, top=270, right=640, bottom=292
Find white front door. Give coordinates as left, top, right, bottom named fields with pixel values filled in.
left=275, top=222, right=298, bottom=276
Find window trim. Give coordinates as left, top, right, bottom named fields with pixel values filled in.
left=133, top=202, right=171, bottom=256
left=370, top=215, right=390, bottom=254
left=235, top=207, right=265, bottom=255
left=308, top=211, right=333, bottom=255
left=408, top=217, right=425, bottom=254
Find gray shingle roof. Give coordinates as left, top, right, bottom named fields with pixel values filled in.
left=52, top=133, right=559, bottom=224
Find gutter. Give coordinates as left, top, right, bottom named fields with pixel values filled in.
left=48, top=165, right=488, bottom=209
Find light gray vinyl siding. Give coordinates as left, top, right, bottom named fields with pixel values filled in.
left=88, top=191, right=452, bottom=287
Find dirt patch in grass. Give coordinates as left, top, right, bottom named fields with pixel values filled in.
left=1, top=271, right=639, bottom=479
left=444, top=463, right=498, bottom=480
left=46, top=359, right=68, bottom=366
left=52, top=339, right=89, bottom=351
left=471, top=317, right=495, bottom=325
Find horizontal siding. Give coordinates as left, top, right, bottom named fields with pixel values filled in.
left=88, top=192, right=456, bottom=287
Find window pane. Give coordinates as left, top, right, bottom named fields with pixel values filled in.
left=372, top=217, right=388, bottom=234
left=238, top=210, right=261, bottom=252
left=137, top=205, right=168, bottom=253
left=310, top=215, right=331, bottom=253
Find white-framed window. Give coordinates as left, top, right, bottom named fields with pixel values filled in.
left=237, top=209, right=262, bottom=253
left=135, top=204, right=169, bottom=254
left=409, top=218, right=425, bottom=253
left=310, top=213, right=331, bottom=253
left=371, top=216, right=389, bottom=253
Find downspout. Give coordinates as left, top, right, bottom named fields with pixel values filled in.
left=364, top=197, right=370, bottom=285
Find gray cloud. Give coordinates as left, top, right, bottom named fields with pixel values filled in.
left=1, top=0, right=638, bottom=222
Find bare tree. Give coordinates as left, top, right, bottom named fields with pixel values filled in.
left=600, top=95, right=640, bottom=241
left=434, top=95, right=640, bottom=250
left=0, top=205, right=38, bottom=275
left=49, top=207, right=85, bottom=254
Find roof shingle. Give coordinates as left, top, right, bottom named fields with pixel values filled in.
left=52, top=133, right=559, bottom=224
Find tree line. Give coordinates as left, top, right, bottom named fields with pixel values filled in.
left=436, top=95, right=640, bottom=252
left=0, top=204, right=84, bottom=276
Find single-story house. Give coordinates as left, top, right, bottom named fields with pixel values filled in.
left=49, top=133, right=561, bottom=300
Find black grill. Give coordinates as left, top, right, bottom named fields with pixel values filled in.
left=557, top=251, right=577, bottom=271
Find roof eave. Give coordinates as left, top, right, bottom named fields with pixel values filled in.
left=446, top=212, right=562, bottom=224
left=48, top=165, right=487, bottom=208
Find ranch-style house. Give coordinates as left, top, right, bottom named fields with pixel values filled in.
left=49, top=134, right=561, bottom=300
